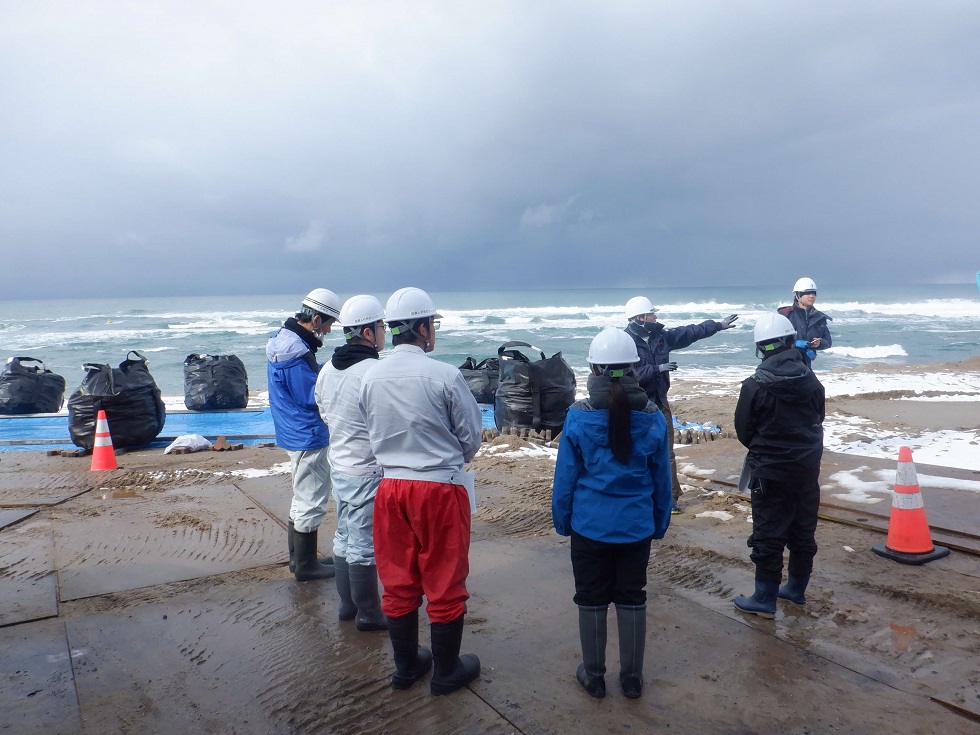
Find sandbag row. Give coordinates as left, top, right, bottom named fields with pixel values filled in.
left=2, top=351, right=249, bottom=449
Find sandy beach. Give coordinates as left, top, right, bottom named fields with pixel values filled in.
left=1, top=359, right=978, bottom=733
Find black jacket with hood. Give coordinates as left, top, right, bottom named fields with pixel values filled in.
left=734, top=347, right=825, bottom=482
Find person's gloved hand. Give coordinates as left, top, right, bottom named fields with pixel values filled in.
left=806, top=348, right=817, bottom=360
left=719, top=314, right=739, bottom=329
left=658, top=362, right=678, bottom=373
left=795, top=340, right=809, bottom=349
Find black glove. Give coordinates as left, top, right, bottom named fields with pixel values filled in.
left=719, top=314, right=739, bottom=329
left=658, top=362, right=678, bottom=373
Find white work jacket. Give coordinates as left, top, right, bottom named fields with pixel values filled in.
left=359, top=344, right=482, bottom=484
left=315, top=358, right=380, bottom=477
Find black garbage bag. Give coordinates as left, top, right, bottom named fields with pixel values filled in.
left=0, top=357, right=67, bottom=414
left=183, top=353, right=249, bottom=410
left=494, top=341, right=576, bottom=435
left=458, top=356, right=499, bottom=404
left=67, top=351, right=167, bottom=450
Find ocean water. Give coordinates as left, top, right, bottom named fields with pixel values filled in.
left=1, top=284, right=978, bottom=399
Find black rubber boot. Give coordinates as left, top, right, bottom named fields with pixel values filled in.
left=288, top=521, right=334, bottom=574
left=734, top=580, right=778, bottom=618
left=387, top=610, right=432, bottom=690
left=349, top=564, right=388, bottom=631
left=576, top=604, right=607, bottom=698
left=292, top=528, right=336, bottom=581
left=333, top=556, right=356, bottom=621
left=778, top=574, right=810, bottom=605
left=430, top=616, right=481, bottom=695
left=616, top=604, right=645, bottom=699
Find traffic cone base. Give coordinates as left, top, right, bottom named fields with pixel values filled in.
left=872, top=543, right=950, bottom=566
left=90, top=410, right=118, bottom=471
left=873, top=445, right=947, bottom=565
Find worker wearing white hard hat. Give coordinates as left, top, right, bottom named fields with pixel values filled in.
left=359, top=287, right=483, bottom=695
left=266, top=288, right=343, bottom=582
left=777, top=277, right=833, bottom=367
left=314, top=295, right=388, bottom=632
left=624, top=296, right=739, bottom=514
left=732, top=313, right=825, bottom=619
left=552, top=328, right=672, bottom=700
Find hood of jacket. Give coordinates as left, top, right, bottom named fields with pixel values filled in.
left=331, top=343, right=379, bottom=370
left=266, top=318, right=320, bottom=363
left=753, top=349, right=815, bottom=403
left=585, top=373, right=650, bottom=412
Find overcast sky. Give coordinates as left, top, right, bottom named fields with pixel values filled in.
left=2, top=1, right=978, bottom=299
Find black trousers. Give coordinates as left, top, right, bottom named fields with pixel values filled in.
left=747, top=476, right=820, bottom=583
left=570, top=531, right=652, bottom=607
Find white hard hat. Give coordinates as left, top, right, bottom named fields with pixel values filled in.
left=339, top=295, right=385, bottom=328
left=385, top=287, right=442, bottom=322
left=302, top=288, right=342, bottom=320
left=792, top=277, right=817, bottom=294
left=754, top=313, right=796, bottom=343
left=625, top=296, right=657, bottom=320
left=588, top=328, right=640, bottom=365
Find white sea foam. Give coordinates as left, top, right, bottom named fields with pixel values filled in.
left=819, top=299, right=980, bottom=319
left=826, top=345, right=907, bottom=359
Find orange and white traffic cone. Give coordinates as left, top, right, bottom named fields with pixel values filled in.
left=872, top=446, right=949, bottom=565
left=90, top=410, right=118, bottom=471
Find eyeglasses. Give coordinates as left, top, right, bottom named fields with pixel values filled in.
left=431, top=319, right=441, bottom=331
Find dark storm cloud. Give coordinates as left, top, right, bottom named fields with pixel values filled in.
left=1, top=1, right=978, bottom=299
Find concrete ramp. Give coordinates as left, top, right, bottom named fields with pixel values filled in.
left=52, top=482, right=286, bottom=601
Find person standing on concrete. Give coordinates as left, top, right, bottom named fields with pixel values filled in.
left=777, top=277, right=833, bottom=368
left=623, top=296, right=739, bottom=514
left=267, top=288, right=340, bottom=582
left=552, top=328, right=672, bottom=700
left=359, top=287, right=483, bottom=695
left=314, top=295, right=388, bottom=631
left=732, top=313, right=825, bottom=618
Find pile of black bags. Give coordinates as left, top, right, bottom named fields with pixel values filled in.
left=0, top=357, right=67, bottom=414
left=183, top=353, right=249, bottom=410
left=67, top=351, right=166, bottom=450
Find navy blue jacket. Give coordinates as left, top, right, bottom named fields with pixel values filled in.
left=778, top=305, right=833, bottom=367
left=625, top=320, right=724, bottom=407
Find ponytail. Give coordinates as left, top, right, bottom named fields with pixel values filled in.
left=608, top=376, right=633, bottom=464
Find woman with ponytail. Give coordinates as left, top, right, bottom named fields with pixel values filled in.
left=552, top=328, right=672, bottom=700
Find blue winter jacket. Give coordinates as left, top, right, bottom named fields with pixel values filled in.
left=552, top=385, right=673, bottom=543
left=266, top=327, right=329, bottom=451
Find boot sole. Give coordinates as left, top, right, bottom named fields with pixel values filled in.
left=777, top=595, right=806, bottom=605
left=355, top=621, right=389, bottom=632
left=734, top=604, right=775, bottom=619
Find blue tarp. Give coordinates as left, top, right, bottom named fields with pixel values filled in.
left=1, top=405, right=499, bottom=452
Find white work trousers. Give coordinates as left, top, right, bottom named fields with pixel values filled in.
left=287, top=448, right=331, bottom=533
left=331, top=470, right=381, bottom=566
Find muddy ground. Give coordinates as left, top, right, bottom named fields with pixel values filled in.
left=1, top=363, right=979, bottom=734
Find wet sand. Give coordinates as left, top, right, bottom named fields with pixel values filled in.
left=1, top=359, right=979, bottom=733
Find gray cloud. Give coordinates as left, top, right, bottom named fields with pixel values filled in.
left=1, top=1, right=978, bottom=299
